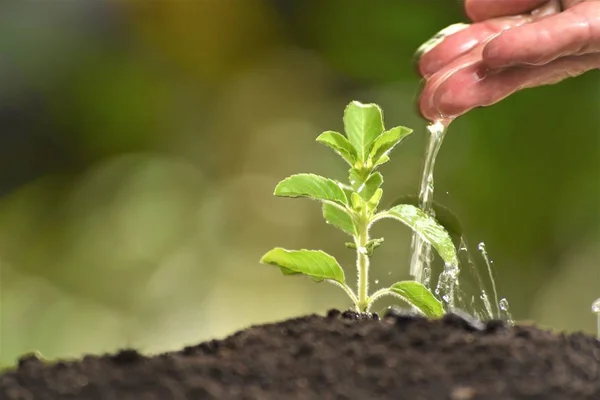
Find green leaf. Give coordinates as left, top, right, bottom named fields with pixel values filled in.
left=358, top=172, right=383, bottom=201
left=376, top=204, right=458, bottom=266
left=367, top=188, right=383, bottom=210
left=369, top=126, right=413, bottom=164
left=274, top=174, right=348, bottom=205
left=343, top=101, right=385, bottom=161
left=350, top=192, right=363, bottom=211
left=388, top=281, right=444, bottom=318
left=389, top=195, right=463, bottom=250
left=348, top=167, right=368, bottom=188
left=316, top=131, right=357, bottom=166
left=260, top=248, right=345, bottom=284
left=373, top=154, right=390, bottom=168
left=323, top=203, right=355, bottom=236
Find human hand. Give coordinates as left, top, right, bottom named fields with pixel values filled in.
left=417, top=0, right=600, bottom=122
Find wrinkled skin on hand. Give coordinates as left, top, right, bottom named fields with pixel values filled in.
left=417, top=0, right=600, bottom=123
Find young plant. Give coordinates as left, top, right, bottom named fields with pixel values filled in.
left=260, top=101, right=458, bottom=317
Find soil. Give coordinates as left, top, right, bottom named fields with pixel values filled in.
left=1, top=309, right=599, bottom=400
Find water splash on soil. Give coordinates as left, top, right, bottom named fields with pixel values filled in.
left=592, top=298, right=600, bottom=339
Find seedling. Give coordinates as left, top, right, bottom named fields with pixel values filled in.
left=260, top=101, right=458, bottom=317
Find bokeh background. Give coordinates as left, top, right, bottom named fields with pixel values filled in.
left=1, top=0, right=599, bottom=368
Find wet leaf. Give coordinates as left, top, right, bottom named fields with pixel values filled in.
left=260, top=248, right=345, bottom=284
left=316, top=130, right=357, bottom=166
left=390, top=195, right=463, bottom=250
left=343, top=101, right=385, bottom=160
left=388, top=281, right=444, bottom=318
left=377, top=204, right=458, bottom=266
left=274, top=174, right=348, bottom=205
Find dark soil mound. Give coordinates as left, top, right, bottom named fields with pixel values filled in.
left=1, top=309, right=599, bottom=400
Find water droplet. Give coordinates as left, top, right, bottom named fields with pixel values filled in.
left=374, top=279, right=379, bottom=285
left=499, top=298, right=509, bottom=311
left=387, top=271, right=391, bottom=276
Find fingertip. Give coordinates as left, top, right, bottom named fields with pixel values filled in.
left=415, top=23, right=472, bottom=78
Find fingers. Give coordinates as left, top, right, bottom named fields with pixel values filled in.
left=418, top=16, right=530, bottom=78
left=464, top=0, right=548, bottom=21
left=482, top=1, right=600, bottom=68
left=563, top=0, right=589, bottom=8
left=419, top=52, right=600, bottom=121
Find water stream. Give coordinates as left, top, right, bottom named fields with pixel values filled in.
left=409, top=121, right=447, bottom=287
left=409, top=121, right=512, bottom=322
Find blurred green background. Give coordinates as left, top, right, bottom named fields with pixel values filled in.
left=1, top=0, right=598, bottom=368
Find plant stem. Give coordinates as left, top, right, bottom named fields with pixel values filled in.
left=367, top=288, right=390, bottom=305
left=356, top=211, right=370, bottom=312
left=328, top=281, right=359, bottom=305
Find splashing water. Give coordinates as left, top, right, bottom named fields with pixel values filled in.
left=460, top=238, right=494, bottom=320
left=592, top=298, right=600, bottom=339
left=452, top=238, right=513, bottom=322
left=478, top=242, right=501, bottom=317
left=499, top=298, right=513, bottom=325
left=479, top=242, right=513, bottom=322
left=409, top=121, right=513, bottom=321
left=435, top=262, right=460, bottom=307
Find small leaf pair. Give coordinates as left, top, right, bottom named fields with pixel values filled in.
left=260, top=101, right=459, bottom=317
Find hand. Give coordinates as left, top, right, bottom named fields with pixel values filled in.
left=417, top=0, right=600, bottom=122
